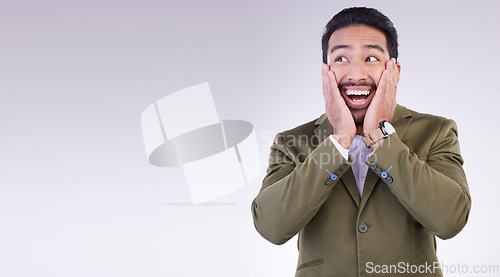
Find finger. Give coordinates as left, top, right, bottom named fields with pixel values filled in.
left=379, top=63, right=389, bottom=89
left=386, top=60, right=394, bottom=96
left=322, top=64, right=331, bottom=101
left=322, top=64, right=346, bottom=107
left=322, top=65, right=338, bottom=106
left=388, top=58, right=398, bottom=95
left=378, top=59, right=391, bottom=89
left=327, top=70, right=345, bottom=103
left=378, top=61, right=398, bottom=108
left=380, top=59, right=398, bottom=94
left=392, top=58, right=399, bottom=89
left=322, top=64, right=340, bottom=97
left=377, top=69, right=390, bottom=99
left=327, top=70, right=338, bottom=91
left=385, top=59, right=392, bottom=70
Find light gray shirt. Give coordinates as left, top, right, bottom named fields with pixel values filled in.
left=330, top=135, right=373, bottom=197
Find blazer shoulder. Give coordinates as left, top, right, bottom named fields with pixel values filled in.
left=398, top=108, right=460, bottom=156
left=272, top=115, right=325, bottom=153
left=280, top=115, right=323, bottom=137
left=406, top=108, right=457, bottom=129
left=407, top=108, right=448, bottom=121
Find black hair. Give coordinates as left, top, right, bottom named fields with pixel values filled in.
left=321, top=7, right=398, bottom=64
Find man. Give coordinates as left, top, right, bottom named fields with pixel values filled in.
left=251, top=7, right=471, bottom=276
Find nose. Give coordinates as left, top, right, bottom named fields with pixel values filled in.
left=346, top=61, right=368, bottom=82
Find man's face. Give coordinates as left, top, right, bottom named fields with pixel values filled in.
left=327, top=25, right=399, bottom=125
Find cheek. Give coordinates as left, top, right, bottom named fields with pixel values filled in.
left=330, top=67, right=346, bottom=84
left=368, top=67, right=386, bottom=85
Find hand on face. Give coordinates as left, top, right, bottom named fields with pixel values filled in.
left=362, top=58, right=399, bottom=136
left=322, top=63, right=356, bottom=149
left=323, top=25, right=401, bottom=147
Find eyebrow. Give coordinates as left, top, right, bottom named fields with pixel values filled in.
left=330, top=44, right=385, bottom=53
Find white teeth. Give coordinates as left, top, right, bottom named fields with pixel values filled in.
left=346, top=90, right=370, bottom=96
left=352, top=98, right=364, bottom=102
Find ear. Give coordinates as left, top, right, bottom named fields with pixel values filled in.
left=395, top=62, right=402, bottom=84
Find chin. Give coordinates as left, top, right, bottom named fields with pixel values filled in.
left=349, top=107, right=367, bottom=126
left=353, top=114, right=365, bottom=126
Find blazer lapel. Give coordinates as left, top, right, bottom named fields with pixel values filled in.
left=359, top=104, right=413, bottom=211
left=313, top=114, right=332, bottom=144
left=392, top=104, right=412, bottom=140
left=341, top=169, right=361, bottom=207
left=314, top=114, right=360, bottom=207
left=359, top=169, right=379, bottom=210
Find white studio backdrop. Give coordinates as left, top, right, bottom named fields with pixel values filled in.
left=0, top=0, right=499, bottom=276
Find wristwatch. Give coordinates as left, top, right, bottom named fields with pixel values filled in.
left=364, top=121, right=396, bottom=148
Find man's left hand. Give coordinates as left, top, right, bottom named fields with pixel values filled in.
left=363, top=58, right=400, bottom=137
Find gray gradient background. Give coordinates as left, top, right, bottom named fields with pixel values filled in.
left=1, top=0, right=499, bottom=276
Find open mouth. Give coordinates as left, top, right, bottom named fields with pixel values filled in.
left=341, top=86, right=375, bottom=108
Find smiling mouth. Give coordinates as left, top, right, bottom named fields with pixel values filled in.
left=345, top=89, right=370, bottom=102
left=340, top=86, right=375, bottom=108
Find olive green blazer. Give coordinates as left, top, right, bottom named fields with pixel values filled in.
left=251, top=105, right=471, bottom=276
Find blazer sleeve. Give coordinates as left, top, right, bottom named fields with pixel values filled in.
left=251, top=132, right=351, bottom=245
left=366, top=119, right=471, bottom=239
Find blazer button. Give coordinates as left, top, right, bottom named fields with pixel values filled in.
left=335, top=170, right=342, bottom=176
left=375, top=167, right=382, bottom=174
left=340, top=164, right=348, bottom=171
left=370, top=162, right=377, bottom=170
left=325, top=178, right=333, bottom=186
left=386, top=176, right=394, bottom=184
left=358, top=223, right=368, bottom=233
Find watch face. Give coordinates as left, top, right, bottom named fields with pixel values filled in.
left=383, top=122, right=396, bottom=135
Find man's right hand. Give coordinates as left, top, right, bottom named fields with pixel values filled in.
left=322, top=63, right=356, bottom=149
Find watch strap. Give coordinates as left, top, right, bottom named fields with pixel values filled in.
left=363, top=127, right=386, bottom=148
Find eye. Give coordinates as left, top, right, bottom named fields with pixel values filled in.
left=335, top=56, right=348, bottom=62
left=365, top=56, right=379, bottom=62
